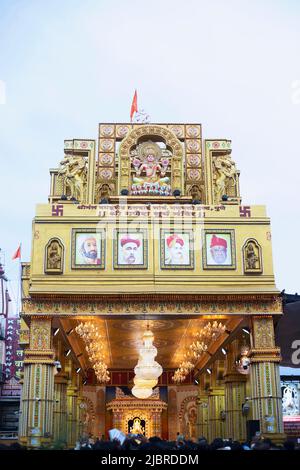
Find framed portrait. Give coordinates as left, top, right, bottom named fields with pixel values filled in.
left=160, top=229, right=194, bottom=269
left=71, top=228, right=105, bottom=269
left=202, top=229, right=236, bottom=269
left=114, top=229, right=148, bottom=269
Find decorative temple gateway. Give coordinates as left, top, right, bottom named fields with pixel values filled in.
left=19, top=122, right=285, bottom=447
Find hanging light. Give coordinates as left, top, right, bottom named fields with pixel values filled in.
left=131, top=328, right=163, bottom=399
left=131, top=386, right=153, bottom=399
left=133, top=376, right=158, bottom=388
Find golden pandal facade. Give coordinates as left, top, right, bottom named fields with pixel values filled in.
left=19, top=122, right=285, bottom=447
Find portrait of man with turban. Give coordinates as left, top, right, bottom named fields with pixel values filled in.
left=206, top=233, right=233, bottom=266
left=164, top=233, right=190, bottom=266
left=72, top=229, right=104, bottom=269
left=161, top=229, right=194, bottom=269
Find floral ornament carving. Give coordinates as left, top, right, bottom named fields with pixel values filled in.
left=99, top=153, right=114, bottom=165
left=117, top=126, right=130, bottom=138
left=187, top=155, right=201, bottom=167
left=99, top=168, right=113, bottom=180
left=30, top=320, right=51, bottom=350
left=100, top=125, right=114, bottom=137
left=253, top=317, right=275, bottom=348
left=100, top=139, right=114, bottom=151
left=187, top=140, right=200, bottom=152
left=187, top=169, right=201, bottom=180
left=186, top=126, right=200, bottom=138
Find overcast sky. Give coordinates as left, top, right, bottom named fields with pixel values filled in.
left=0, top=0, right=300, bottom=308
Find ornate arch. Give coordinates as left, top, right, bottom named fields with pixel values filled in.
left=178, top=395, right=197, bottom=422
left=81, top=396, right=96, bottom=434
left=118, top=125, right=184, bottom=194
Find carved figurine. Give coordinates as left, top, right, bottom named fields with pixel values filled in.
left=58, top=155, right=88, bottom=202
left=246, top=242, right=259, bottom=269
left=243, top=239, right=262, bottom=273
left=213, top=155, right=237, bottom=202
left=190, top=185, right=202, bottom=201
left=130, top=141, right=171, bottom=196
left=46, top=239, right=63, bottom=273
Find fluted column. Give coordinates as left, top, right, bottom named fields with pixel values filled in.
left=77, top=395, right=85, bottom=440
left=66, top=384, right=78, bottom=448
left=112, top=411, right=123, bottom=431
left=196, top=374, right=209, bottom=439
left=19, top=317, right=54, bottom=448
left=208, top=361, right=225, bottom=442
left=224, top=340, right=247, bottom=441
left=249, top=316, right=285, bottom=443
left=53, top=373, right=68, bottom=443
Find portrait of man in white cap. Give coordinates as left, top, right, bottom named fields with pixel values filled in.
left=118, top=234, right=143, bottom=265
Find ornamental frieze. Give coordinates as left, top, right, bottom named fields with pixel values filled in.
left=22, top=297, right=282, bottom=316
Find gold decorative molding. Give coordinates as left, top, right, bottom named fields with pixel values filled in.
left=22, top=296, right=282, bottom=317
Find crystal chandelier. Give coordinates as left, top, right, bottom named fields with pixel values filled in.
left=172, top=321, right=226, bottom=384
left=75, top=322, right=110, bottom=383
left=132, top=328, right=162, bottom=399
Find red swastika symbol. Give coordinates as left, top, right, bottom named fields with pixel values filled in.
left=239, top=206, right=251, bottom=217
left=52, top=204, right=64, bottom=216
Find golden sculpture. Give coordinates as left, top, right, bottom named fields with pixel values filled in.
left=213, top=155, right=237, bottom=202
left=130, top=417, right=145, bottom=434
left=45, top=238, right=64, bottom=274
left=47, top=241, right=61, bottom=269
left=243, top=239, right=262, bottom=274
left=189, top=184, right=202, bottom=201
left=58, top=155, right=88, bottom=202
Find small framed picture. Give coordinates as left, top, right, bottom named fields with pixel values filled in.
left=114, top=229, right=148, bottom=269
left=202, top=229, right=236, bottom=269
left=71, top=229, right=105, bottom=269
left=161, top=229, right=194, bottom=269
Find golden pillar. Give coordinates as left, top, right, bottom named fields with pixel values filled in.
left=77, top=392, right=85, bottom=440
left=196, top=374, right=209, bottom=439
left=53, top=373, right=68, bottom=444
left=249, top=316, right=285, bottom=443
left=224, top=340, right=247, bottom=441
left=208, top=361, right=225, bottom=442
left=19, top=317, right=54, bottom=447
left=66, top=382, right=78, bottom=448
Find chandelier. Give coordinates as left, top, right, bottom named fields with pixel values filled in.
left=75, top=322, right=110, bottom=383
left=172, top=321, right=226, bottom=384
left=132, top=328, right=163, bottom=399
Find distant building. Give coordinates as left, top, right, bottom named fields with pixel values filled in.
left=0, top=262, right=24, bottom=441
left=276, top=293, right=300, bottom=441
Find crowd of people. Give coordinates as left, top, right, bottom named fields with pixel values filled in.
left=0, top=433, right=298, bottom=451
left=72, top=432, right=299, bottom=452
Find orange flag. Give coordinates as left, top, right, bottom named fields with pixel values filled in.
left=12, top=244, right=21, bottom=260
left=130, top=90, right=138, bottom=121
